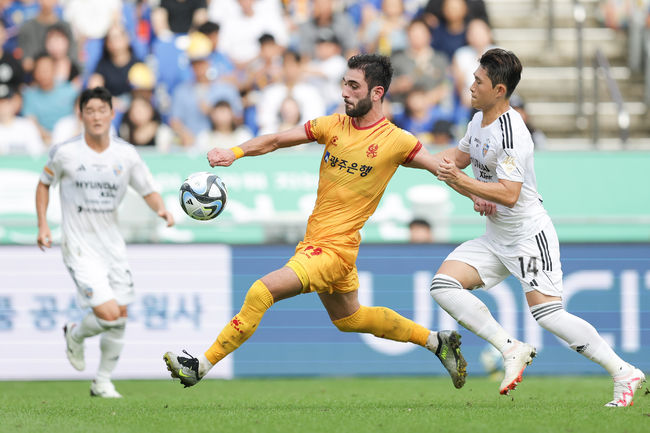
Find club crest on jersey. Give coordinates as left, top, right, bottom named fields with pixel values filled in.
left=301, top=245, right=323, bottom=259
left=366, top=143, right=378, bottom=158
left=482, top=142, right=490, bottom=157
left=113, top=164, right=123, bottom=176
left=329, top=136, right=338, bottom=146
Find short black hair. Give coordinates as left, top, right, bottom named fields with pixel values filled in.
left=258, top=33, right=276, bottom=45
left=347, top=54, right=393, bottom=100
left=479, top=48, right=522, bottom=98
left=80, top=86, right=113, bottom=111
left=197, top=21, right=220, bottom=35
left=409, top=218, right=431, bottom=229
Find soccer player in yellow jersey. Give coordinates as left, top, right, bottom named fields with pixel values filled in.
left=164, top=54, right=470, bottom=389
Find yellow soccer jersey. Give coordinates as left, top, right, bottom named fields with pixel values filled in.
left=304, top=113, right=421, bottom=248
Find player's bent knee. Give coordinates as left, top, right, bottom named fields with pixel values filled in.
left=332, top=307, right=365, bottom=333
left=430, top=274, right=464, bottom=293
left=97, top=316, right=127, bottom=330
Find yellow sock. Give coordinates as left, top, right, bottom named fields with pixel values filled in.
left=204, top=280, right=274, bottom=364
left=332, top=305, right=430, bottom=347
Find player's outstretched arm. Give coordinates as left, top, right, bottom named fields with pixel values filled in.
left=207, top=125, right=311, bottom=168
left=35, top=181, right=52, bottom=250
left=143, top=192, right=175, bottom=227
left=437, top=157, right=522, bottom=208
left=405, top=147, right=469, bottom=175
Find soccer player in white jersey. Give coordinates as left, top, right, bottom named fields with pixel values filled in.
left=35, top=87, right=174, bottom=398
left=429, top=48, right=645, bottom=406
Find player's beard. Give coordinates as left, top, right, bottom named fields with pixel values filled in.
left=345, top=91, right=373, bottom=118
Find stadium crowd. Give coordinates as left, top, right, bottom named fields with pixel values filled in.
left=0, top=0, right=545, bottom=156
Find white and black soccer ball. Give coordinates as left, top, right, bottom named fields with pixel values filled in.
left=179, top=172, right=228, bottom=221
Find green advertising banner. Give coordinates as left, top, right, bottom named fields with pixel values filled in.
left=1, top=149, right=649, bottom=245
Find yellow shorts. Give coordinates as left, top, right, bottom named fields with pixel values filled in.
left=286, top=241, right=359, bottom=294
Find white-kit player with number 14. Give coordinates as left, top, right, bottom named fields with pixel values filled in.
left=429, top=48, right=644, bottom=406
left=36, top=87, right=174, bottom=398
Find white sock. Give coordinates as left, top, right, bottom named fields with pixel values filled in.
left=531, top=301, right=631, bottom=377
left=199, top=354, right=214, bottom=378
left=95, top=317, right=127, bottom=383
left=431, top=274, right=515, bottom=353
left=71, top=313, right=105, bottom=342
left=425, top=331, right=439, bottom=353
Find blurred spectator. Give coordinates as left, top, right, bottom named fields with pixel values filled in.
left=421, top=0, right=489, bottom=29
left=243, top=33, right=284, bottom=92
left=390, top=18, right=450, bottom=106
left=63, top=0, right=122, bottom=78
left=17, top=0, right=76, bottom=74
left=152, top=0, right=207, bottom=37
left=44, top=23, right=81, bottom=85
left=169, top=31, right=242, bottom=147
left=408, top=218, right=433, bottom=243
left=0, top=19, right=23, bottom=91
left=90, top=24, right=139, bottom=104
left=197, top=21, right=235, bottom=82
left=297, top=0, right=358, bottom=60
left=2, top=0, right=45, bottom=54
left=122, top=0, right=154, bottom=54
left=598, top=0, right=632, bottom=30
left=510, top=93, right=547, bottom=150
left=360, top=0, right=408, bottom=56
left=216, top=0, right=289, bottom=68
left=257, top=50, right=325, bottom=134
left=195, top=100, right=253, bottom=152
left=276, top=96, right=302, bottom=131
left=119, top=95, right=174, bottom=152
left=430, top=119, right=455, bottom=148
left=393, top=85, right=453, bottom=145
left=303, top=28, right=347, bottom=111
left=64, top=0, right=122, bottom=40
left=0, top=86, right=44, bottom=155
left=431, top=0, right=469, bottom=60
left=451, top=18, right=494, bottom=109
left=21, top=53, right=77, bottom=145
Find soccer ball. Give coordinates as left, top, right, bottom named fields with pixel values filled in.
left=179, top=172, right=228, bottom=221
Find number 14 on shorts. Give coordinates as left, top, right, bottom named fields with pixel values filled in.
left=518, top=256, right=539, bottom=279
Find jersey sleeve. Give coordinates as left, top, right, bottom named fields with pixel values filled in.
left=128, top=150, right=156, bottom=196
left=495, top=132, right=527, bottom=182
left=400, top=129, right=422, bottom=164
left=304, top=114, right=337, bottom=144
left=39, top=143, right=63, bottom=186
left=458, top=123, right=471, bottom=154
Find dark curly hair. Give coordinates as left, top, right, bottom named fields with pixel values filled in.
left=347, top=54, right=393, bottom=100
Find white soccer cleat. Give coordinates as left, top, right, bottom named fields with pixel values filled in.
left=499, top=341, right=536, bottom=395
left=90, top=380, right=123, bottom=398
left=63, top=322, right=85, bottom=371
left=604, top=367, right=646, bottom=407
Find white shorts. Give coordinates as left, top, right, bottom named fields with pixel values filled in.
left=446, top=220, right=563, bottom=297
left=63, top=255, right=135, bottom=309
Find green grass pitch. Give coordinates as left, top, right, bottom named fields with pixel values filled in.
left=1, top=376, right=649, bottom=433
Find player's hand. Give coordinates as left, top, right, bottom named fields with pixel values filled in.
left=473, top=197, right=496, bottom=216
left=37, top=226, right=52, bottom=251
left=437, top=157, right=461, bottom=184
left=207, top=147, right=236, bottom=167
left=158, top=209, right=175, bottom=227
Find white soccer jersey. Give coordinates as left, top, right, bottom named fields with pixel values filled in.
left=40, top=135, right=156, bottom=262
left=458, top=108, right=550, bottom=245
